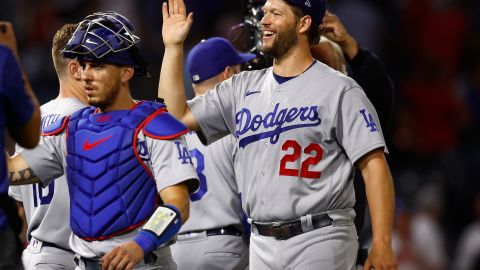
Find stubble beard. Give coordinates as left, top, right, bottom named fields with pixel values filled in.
left=87, top=82, right=121, bottom=111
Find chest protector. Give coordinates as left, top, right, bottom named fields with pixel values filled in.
left=48, top=101, right=188, bottom=241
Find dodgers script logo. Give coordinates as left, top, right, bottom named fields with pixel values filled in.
left=236, top=103, right=321, bottom=148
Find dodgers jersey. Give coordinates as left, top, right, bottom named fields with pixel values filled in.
left=18, top=108, right=199, bottom=258
left=179, top=132, right=244, bottom=233
left=188, top=61, right=388, bottom=222
left=9, top=98, right=87, bottom=250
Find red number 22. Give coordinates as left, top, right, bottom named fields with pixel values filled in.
left=279, top=140, right=323, bottom=179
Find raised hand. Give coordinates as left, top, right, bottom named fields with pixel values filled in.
left=321, top=11, right=358, bottom=59
left=162, top=0, right=193, bottom=47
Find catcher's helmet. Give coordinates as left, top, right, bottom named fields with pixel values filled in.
left=62, top=11, right=149, bottom=76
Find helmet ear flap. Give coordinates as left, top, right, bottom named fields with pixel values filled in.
left=130, top=46, right=150, bottom=77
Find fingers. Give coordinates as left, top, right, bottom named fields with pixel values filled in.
left=162, top=2, right=169, bottom=20
left=363, top=259, right=372, bottom=270
left=178, top=0, right=187, bottom=16
left=187, top=12, right=194, bottom=25
left=115, top=256, right=131, bottom=270
left=173, top=0, right=179, bottom=15
left=168, top=0, right=174, bottom=16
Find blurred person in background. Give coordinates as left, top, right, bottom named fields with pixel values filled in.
left=410, top=181, right=447, bottom=270
left=170, top=37, right=253, bottom=270
left=0, top=21, right=41, bottom=269
left=454, top=193, right=480, bottom=270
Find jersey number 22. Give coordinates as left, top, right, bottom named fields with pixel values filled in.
left=279, top=140, right=323, bottom=178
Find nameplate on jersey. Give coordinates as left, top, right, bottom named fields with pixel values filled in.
left=235, top=103, right=321, bottom=148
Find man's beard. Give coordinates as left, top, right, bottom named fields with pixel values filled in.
left=87, top=84, right=120, bottom=111
left=261, top=25, right=297, bottom=59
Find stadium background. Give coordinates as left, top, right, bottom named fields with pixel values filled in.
left=1, top=0, right=479, bottom=268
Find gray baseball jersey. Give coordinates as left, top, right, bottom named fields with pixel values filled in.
left=187, top=61, right=387, bottom=222
left=171, top=132, right=248, bottom=269
left=9, top=98, right=86, bottom=249
left=18, top=115, right=199, bottom=259
left=179, top=133, right=244, bottom=232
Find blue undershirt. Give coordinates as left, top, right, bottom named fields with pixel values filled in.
left=272, top=61, right=316, bottom=84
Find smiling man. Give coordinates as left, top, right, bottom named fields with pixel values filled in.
left=158, top=0, right=398, bottom=269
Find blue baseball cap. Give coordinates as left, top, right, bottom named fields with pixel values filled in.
left=187, top=37, right=256, bottom=83
left=285, top=0, right=327, bottom=27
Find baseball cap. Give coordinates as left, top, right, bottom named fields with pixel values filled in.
left=187, top=37, right=256, bottom=83
left=284, top=0, right=327, bottom=27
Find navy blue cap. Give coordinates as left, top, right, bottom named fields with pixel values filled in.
left=187, top=37, right=256, bottom=83
left=285, top=0, right=326, bottom=27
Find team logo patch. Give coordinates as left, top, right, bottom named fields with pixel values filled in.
left=236, top=103, right=321, bottom=148
left=359, top=109, right=378, bottom=132
left=83, top=135, right=113, bottom=151
left=175, top=141, right=192, bottom=164
left=137, top=139, right=150, bottom=161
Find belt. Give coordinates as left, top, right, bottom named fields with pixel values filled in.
left=179, top=225, right=242, bottom=237
left=75, top=252, right=157, bottom=270
left=251, top=213, right=333, bottom=240
left=30, top=238, right=73, bottom=253
left=74, top=256, right=101, bottom=270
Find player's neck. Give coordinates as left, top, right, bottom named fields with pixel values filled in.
left=272, top=43, right=314, bottom=77
left=96, top=86, right=136, bottom=113
left=58, top=78, right=88, bottom=104
left=193, top=82, right=217, bottom=97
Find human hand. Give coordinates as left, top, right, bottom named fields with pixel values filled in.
left=364, top=240, right=398, bottom=270
left=101, top=241, right=144, bottom=270
left=321, top=11, right=358, bottom=60
left=0, top=22, right=19, bottom=57
left=162, top=0, right=193, bottom=47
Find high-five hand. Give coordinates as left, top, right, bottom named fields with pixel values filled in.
left=162, top=0, right=193, bottom=47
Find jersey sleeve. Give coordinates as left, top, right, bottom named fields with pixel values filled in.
left=0, top=45, right=35, bottom=127
left=146, top=135, right=199, bottom=194
left=19, top=132, right=66, bottom=187
left=335, top=86, right=388, bottom=164
left=187, top=77, right=237, bottom=145
left=7, top=185, right=22, bottom=201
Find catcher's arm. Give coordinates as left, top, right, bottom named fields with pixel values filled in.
left=101, top=182, right=191, bottom=270
left=7, top=152, right=41, bottom=185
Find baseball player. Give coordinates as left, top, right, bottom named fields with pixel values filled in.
left=7, top=12, right=199, bottom=270
left=159, top=0, right=398, bottom=269
left=8, top=23, right=88, bottom=269
left=170, top=37, right=255, bottom=270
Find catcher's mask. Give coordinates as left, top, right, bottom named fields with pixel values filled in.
left=62, top=11, right=149, bottom=77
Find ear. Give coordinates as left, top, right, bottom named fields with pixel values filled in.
left=221, top=66, right=231, bottom=80
left=68, top=60, right=81, bottom=80
left=120, top=66, right=135, bottom=83
left=298, top=16, right=312, bottom=35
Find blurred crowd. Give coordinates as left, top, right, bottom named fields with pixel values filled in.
left=1, top=0, right=479, bottom=269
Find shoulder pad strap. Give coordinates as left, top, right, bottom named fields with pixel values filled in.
left=42, top=116, right=69, bottom=136
left=143, top=111, right=188, bottom=139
